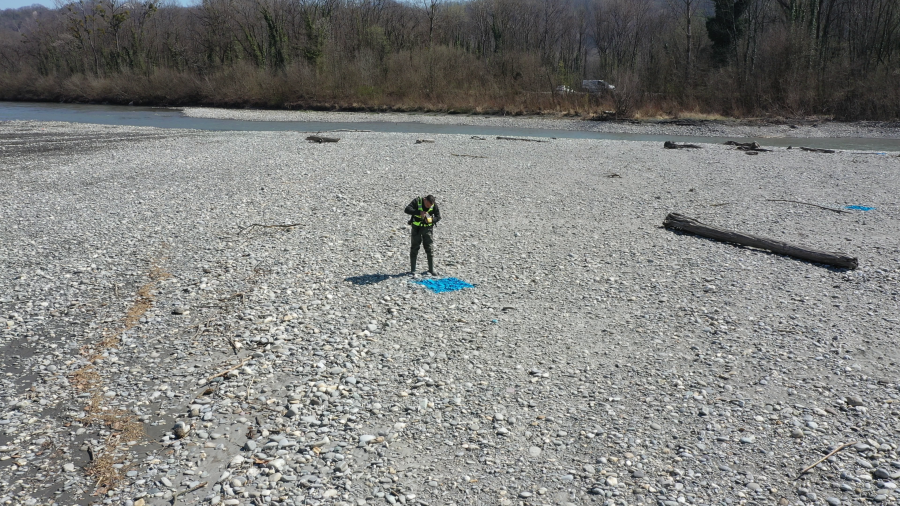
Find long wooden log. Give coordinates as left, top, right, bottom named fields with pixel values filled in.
left=306, top=135, right=340, bottom=143
left=724, top=141, right=772, bottom=152
left=664, top=141, right=702, bottom=149
left=663, top=213, right=858, bottom=269
left=496, top=136, right=548, bottom=143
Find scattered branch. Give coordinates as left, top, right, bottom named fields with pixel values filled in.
left=766, top=199, right=850, bottom=214
left=218, top=292, right=244, bottom=302
left=237, top=223, right=303, bottom=234
left=798, top=146, right=836, bottom=153
left=797, top=442, right=857, bottom=478
left=225, top=335, right=239, bottom=355
left=206, top=357, right=251, bottom=382
left=172, top=481, right=208, bottom=503
left=192, top=316, right=219, bottom=339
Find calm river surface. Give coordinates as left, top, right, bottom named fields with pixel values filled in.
left=2, top=101, right=899, bottom=152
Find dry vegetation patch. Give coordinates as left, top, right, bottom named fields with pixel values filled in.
left=70, top=261, right=170, bottom=495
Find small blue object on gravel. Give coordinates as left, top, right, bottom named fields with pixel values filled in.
left=415, top=277, right=474, bottom=293
left=845, top=205, right=875, bottom=211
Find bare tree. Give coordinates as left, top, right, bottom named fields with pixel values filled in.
left=196, top=0, right=238, bottom=68
left=665, top=0, right=701, bottom=86
left=421, top=0, right=438, bottom=46
left=592, top=0, right=653, bottom=75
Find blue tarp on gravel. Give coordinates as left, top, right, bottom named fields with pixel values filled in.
left=845, top=205, right=875, bottom=211
left=415, top=277, right=475, bottom=293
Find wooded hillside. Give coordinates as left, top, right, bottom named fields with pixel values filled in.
left=1, top=0, right=898, bottom=119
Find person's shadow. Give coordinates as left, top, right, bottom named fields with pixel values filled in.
left=344, top=273, right=409, bottom=286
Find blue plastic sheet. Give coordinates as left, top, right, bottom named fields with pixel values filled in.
left=415, top=277, right=475, bottom=293
left=845, top=205, right=875, bottom=211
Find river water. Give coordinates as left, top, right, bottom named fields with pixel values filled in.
left=2, top=101, right=899, bottom=152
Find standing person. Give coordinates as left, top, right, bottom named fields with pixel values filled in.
left=405, top=195, right=441, bottom=276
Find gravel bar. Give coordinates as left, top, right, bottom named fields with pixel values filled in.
left=1, top=119, right=900, bottom=506
left=181, top=107, right=900, bottom=139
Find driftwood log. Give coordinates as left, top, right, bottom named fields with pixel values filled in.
left=798, top=146, right=835, bottom=153
left=664, top=141, right=702, bottom=149
left=724, top=141, right=772, bottom=152
left=306, top=135, right=340, bottom=143
left=496, top=136, right=548, bottom=143
left=663, top=213, right=858, bottom=269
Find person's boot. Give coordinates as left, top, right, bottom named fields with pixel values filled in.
left=410, top=250, right=418, bottom=276
left=427, top=254, right=436, bottom=276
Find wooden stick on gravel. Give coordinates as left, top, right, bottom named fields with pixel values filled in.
left=237, top=223, right=303, bottom=234
left=189, top=315, right=218, bottom=331
left=225, top=335, right=239, bottom=355
left=172, top=481, right=208, bottom=503
left=766, top=199, right=850, bottom=214
left=206, top=357, right=251, bottom=382
left=797, top=442, right=857, bottom=478
left=663, top=213, right=858, bottom=269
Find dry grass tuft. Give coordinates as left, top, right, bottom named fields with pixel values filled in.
left=75, top=369, right=145, bottom=494
left=124, top=266, right=170, bottom=330
left=83, top=412, right=144, bottom=493
left=71, top=260, right=171, bottom=495
left=71, top=365, right=100, bottom=392
left=123, top=284, right=154, bottom=330
left=84, top=446, right=119, bottom=493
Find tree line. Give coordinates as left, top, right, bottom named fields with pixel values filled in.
left=0, top=0, right=898, bottom=120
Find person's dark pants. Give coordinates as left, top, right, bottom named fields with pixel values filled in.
left=410, top=226, right=434, bottom=273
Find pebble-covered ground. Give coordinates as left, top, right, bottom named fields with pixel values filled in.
left=1, top=119, right=899, bottom=506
